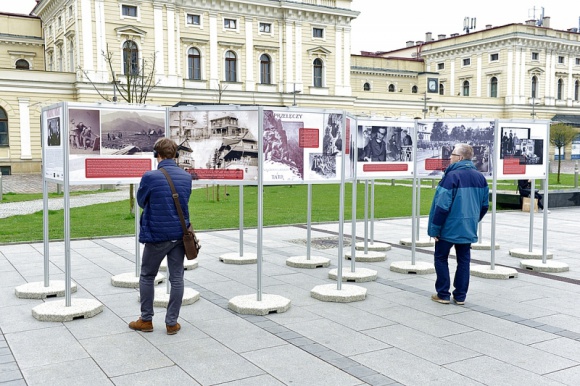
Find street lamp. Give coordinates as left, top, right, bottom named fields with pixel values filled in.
left=290, top=83, right=301, bottom=106
left=421, top=91, right=431, bottom=119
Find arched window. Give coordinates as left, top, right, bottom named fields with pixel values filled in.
left=15, top=59, right=30, bottom=70
left=260, top=54, right=271, bottom=84
left=188, top=48, right=201, bottom=80
left=557, top=78, right=564, bottom=100
left=388, top=84, right=395, bottom=92
left=575, top=80, right=579, bottom=101
left=58, top=47, right=63, bottom=72
left=363, top=82, right=371, bottom=91
left=439, top=83, right=444, bottom=95
left=225, top=50, right=237, bottom=82
left=490, top=77, right=498, bottom=97
left=48, top=53, right=53, bottom=71
left=462, top=80, right=470, bottom=96
left=313, top=58, right=323, bottom=87
left=411, top=85, right=418, bottom=93
left=123, top=41, right=139, bottom=75
left=0, top=107, right=8, bottom=146
left=531, top=76, right=538, bottom=98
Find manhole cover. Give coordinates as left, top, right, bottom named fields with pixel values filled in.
left=287, top=236, right=352, bottom=250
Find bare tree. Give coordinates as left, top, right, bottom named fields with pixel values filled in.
left=550, top=123, right=579, bottom=184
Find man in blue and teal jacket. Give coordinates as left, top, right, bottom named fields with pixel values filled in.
left=428, top=143, right=489, bottom=305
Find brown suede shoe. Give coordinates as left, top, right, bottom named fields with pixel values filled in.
left=129, top=317, right=153, bottom=332
left=166, top=323, right=181, bottom=335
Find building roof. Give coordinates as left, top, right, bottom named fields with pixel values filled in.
left=552, top=115, right=580, bottom=127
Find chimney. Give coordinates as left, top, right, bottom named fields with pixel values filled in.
left=406, top=40, right=414, bottom=47
left=425, top=32, right=432, bottom=41
left=450, top=33, right=459, bottom=37
left=486, top=24, right=492, bottom=29
left=543, top=16, right=550, bottom=28
left=416, top=40, right=424, bottom=46
left=526, top=19, right=536, bottom=26
left=438, top=34, right=446, bottom=40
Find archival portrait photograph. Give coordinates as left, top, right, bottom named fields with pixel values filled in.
left=47, top=117, right=61, bottom=147
left=68, top=108, right=100, bottom=154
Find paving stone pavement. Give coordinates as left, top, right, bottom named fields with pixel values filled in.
left=1, top=204, right=579, bottom=385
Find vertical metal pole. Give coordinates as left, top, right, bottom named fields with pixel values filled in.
left=490, top=119, right=499, bottom=270
left=307, top=183, right=312, bottom=260
left=411, top=176, right=417, bottom=265
left=542, top=178, right=549, bottom=264
left=63, top=112, right=72, bottom=307
left=370, top=180, right=375, bottom=243
left=239, top=184, right=244, bottom=256
left=351, top=179, right=357, bottom=272
left=416, top=178, right=421, bottom=240
left=363, top=180, right=369, bottom=253
left=0, top=173, right=2, bottom=201
left=43, top=178, right=50, bottom=287
left=257, top=110, right=264, bottom=301
left=337, top=181, right=344, bottom=290
left=528, top=178, right=535, bottom=252
left=135, top=186, right=141, bottom=277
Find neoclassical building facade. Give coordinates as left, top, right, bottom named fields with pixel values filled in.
left=1, top=0, right=579, bottom=173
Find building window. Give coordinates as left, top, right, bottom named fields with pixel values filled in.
left=48, top=53, right=53, bottom=71
left=462, top=58, right=471, bottom=66
left=225, top=51, right=237, bottom=82
left=69, top=40, right=74, bottom=71
left=557, top=78, right=564, bottom=100
left=259, top=54, right=271, bottom=84
left=439, top=83, right=444, bottom=95
left=58, top=47, right=63, bottom=71
left=532, top=52, right=539, bottom=61
left=363, top=82, right=371, bottom=91
left=313, top=58, right=323, bottom=87
left=576, top=58, right=580, bottom=65
left=0, top=107, right=8, bottom=146
left=187, top=14, right=200, bottom=25
left=437, top=62, right=444, bottom=70
left=224, top=18, right=237, bottom=29
left=490, top=77, right=498, bottom=97
left=123, top=41, right=139, bottom=75
left=121, top=4, right=137, bottom=17
left=412, top=85, right=418, bottom=93
left=575, top=80, right=579, bottom=101
left=15, top=59, right=30, bottom=70
left=313, top=28, right=324, bottom=38
left=259, top=23, right=271, bottom=33
left=388, top=84, right=395, bottom=92
left=68, top=5, right=73, bottom=18
left=462, top=80, right=470, bottom=96
left=58, top=16, right=62, bottom=28
left=188, top=48, right=201, bottom=80
left=531, top=76, right=538, bottom=98
left=558, top=56, right=565, bottom=64
left=490, top=53, right=499, bottom=61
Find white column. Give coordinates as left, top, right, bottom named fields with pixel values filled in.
left=80, top=0, right=94, bottom=73
left=209, top=13, right=218, bottom=89
left=285, top=21, right=294, bottom=92
left=545, top=50, right=554, bottom=105
left=476, top=54, right=482, bottom=97
left=520, top=47, right=527, bottom=104
left=154, top=5, right=165, bottom=80
left=167, top=6, right=177, bottom=84
left=245, top=18, right=254, bottom=90
left=342, top=26, right=352, bottom=96
left=294, top=22, right=302, bottom=89
left=18, top=98, right=32, bottom=160
left=514, top=47, right=521, bottom=103
left=334, top=26, right=343, bottom=92
left=450, top=61, right=455, bottom=95
left=506, top=49, right=513, bottom=103
left=94, top=0, right=106, bottom=81
left=278, top=22, right=284, bottom=92
left=568, top=57, right=574, bottom=106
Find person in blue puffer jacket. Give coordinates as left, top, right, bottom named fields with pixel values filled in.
left=428, top=143, right=489, bottom=306
left=129, top=138, right=192, bottom=335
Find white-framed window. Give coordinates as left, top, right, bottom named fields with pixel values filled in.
left=58, top=47, right=63, bottom=71
left=259, top=22, right=272, bottom=33
left=531, top=76, right=538, bottom=98
left=260, top=54, right=271, bottom=84
left=123, top=40, right=139, bottom=75
left=68, top=39, right=74, bottom=72
left=411, top=85, right=418, bottom=93
left=576, top=58, right=580, bottom=65
left=490, top=53, right=499, bottom=62
left=48, top=53, right=53, bottom=71
left=388, top=84, right=395, bottom=92
left=68, top=5, right=73, bottom=18
left=490, top=77, right=498, bottom=97
left=313, top=58, right=323, bottom=87
left=437, top=62, right=444, bottom=70
left=121, top=4, right=138, bottom=18
left=557, top=78, right=564, bottom=99
left=187, top=47, right=201, bottom=80
left=462, top=80, right=470, bottom=96
left=58, top=16, right=62, bottom=28
left=15, top=59, right=30, bottom=70
left=439, top=83, right=444, bottom=95
left=575, top=80, right=579, bottom=101
left=558, top=56, right=565, bottom=64
left=532, top=52, right=539, bottom=61
left=363, top=82, right=371, bottom=91
left=224, top=18, right=237, bottom=30
left=225, top=50, right=237, bottom=82
left=462, top=58, right=471, bottom=66
left=313, top=28, right=324, bottom=38
left=187, top=14, right=200, bottom=26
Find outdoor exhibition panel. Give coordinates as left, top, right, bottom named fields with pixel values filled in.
left=356, top=118, right=416, bottom=179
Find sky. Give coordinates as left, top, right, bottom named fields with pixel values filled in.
left=2, top=0, right=579, bottom=54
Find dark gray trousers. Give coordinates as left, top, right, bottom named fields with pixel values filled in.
left=139, top=240, right=185, bottom=326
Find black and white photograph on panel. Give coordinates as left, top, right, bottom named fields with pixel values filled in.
left=169, top=109, right=259, bottom=180
left=309, top=154, right=336, bottom=179
left=68, top=108, right=100, bottom=154
left=500, top=127, right=543, bottom=165
left=323, top=113, right=343, bottom=157
left=47, top=117, right=61, bottom=147
left=100, top=109, right=165, bottom=155
left=263, top=109, right=305, bottom=181
left=416, top=120, right=494, bottom=178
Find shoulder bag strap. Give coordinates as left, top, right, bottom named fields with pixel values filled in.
left=159, top=168, right=189, bottom=234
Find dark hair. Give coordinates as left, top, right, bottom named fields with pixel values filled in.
left=154, top=138, right=178, bottom=159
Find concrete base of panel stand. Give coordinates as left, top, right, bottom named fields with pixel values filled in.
left=15, top=280, right=78, bottom=299
left=138, top=287, right=200, bottom=308
left=355, top=241, right=391, bottom=252
left=509, top=248, right=553, bottom=259
left=111, top=272, right=165, bottom=288
left=160, top=258, right=198, bottom=271
left=219, top=252, right=257, bottom=265
left=520, top=260, right=569, bottom=273
left=399, top=238, right=435, bottom=247
left=344, top=250, right=386, bottom=262
left=389, top=261, right=435, bottom=275
left=32, top=298, right=103, bottom=322
left=471, top=241, right=501, bottom=251
left=228, top=294, right=291, bottom=316
left=310, top=284, right=367, bottom=303
left=286, top=255, right=331, bottom=269
left=470, top=265, right=518, bottom=279
left=328, top=267, right=377, bottom=283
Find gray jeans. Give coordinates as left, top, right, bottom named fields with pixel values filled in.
left=139, top=240, right=185, bottom=326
